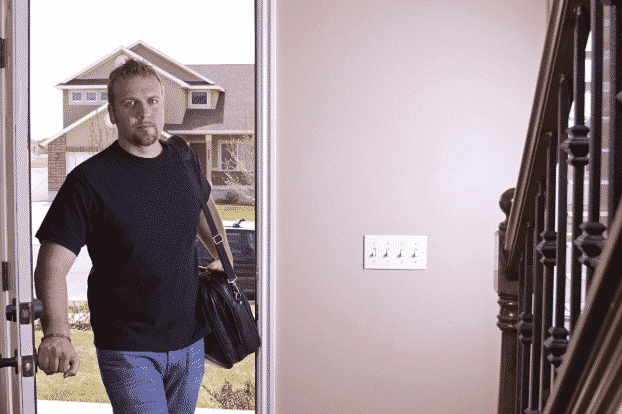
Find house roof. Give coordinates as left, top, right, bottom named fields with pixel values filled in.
left=63, top=79, right=108, bottom=86
left=43, top=42, right=253, bottom=146
left=166, top=64, right=254, bottom=134
left=56, top=41, right=224, bottom=93
left=126, top=40, right=219, bottom=86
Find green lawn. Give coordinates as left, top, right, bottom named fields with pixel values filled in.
left=35, top=330, right=110, bottom=404
left=216, top=204, right=255, bottom=222
left=35, top=329, right=256, bottom=409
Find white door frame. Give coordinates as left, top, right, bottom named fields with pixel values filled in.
left=256, top=1, right=277, bottom=413
left=0, top=1, right=278, bottom=412
left=0, top=1, right=37, bottom=413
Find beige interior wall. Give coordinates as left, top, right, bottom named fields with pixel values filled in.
left=274, top=1, right=546, bottom=412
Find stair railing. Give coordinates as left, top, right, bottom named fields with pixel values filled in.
left=495, top=0, right=622, bottom=412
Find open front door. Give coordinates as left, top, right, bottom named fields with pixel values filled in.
left=0, top=1, right=38, bottom=413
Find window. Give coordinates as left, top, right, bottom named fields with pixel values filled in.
left=219, top=139, right=254, bottom=171
left=188, top=90, right=217, bottom=109
left=221, top=142, right=237, bottom=170
left=192, top=91, right=208, bottom=105
left=69, top=89, right=108, bottom=105
left=70, top=91, right=83, bottom=103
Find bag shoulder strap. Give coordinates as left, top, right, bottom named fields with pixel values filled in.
left=167, top=136, right=238, bottom=283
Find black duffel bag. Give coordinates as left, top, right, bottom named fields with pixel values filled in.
left=168, top=135, right=260, bottom=369
left=199, top=267, right=260, bottom=369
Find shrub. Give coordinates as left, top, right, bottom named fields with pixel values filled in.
left=203, top=379, right=255, bottom=410
left=34, top=301, right=92, bottom=331
left=218, top=189, right=254, bottom=206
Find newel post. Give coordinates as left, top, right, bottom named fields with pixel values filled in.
left=495, top=188, right=518, bottom=414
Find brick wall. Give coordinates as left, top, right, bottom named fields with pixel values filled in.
left=48, top=136, right=66, bottom=191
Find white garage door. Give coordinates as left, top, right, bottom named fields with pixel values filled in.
left=66, top=151, right=96, bottom=175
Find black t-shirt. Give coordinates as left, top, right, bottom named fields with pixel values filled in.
left=36, top=139, right=212, bottom=351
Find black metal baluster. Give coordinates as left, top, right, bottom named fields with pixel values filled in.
left=517, top=232, right=534, bottom=414
left=610, top=2, right=622, bottom=226
left=578, top=0, right=606, bottom=290
left=526, top=185, right=545, bottom=414
left=562, top=5, right=590, bottom=333
left=537, top=132, right=557, bottom=406
left=545, top=75, right=571, bottom=378
left=516, top=273, right=524, bottom=414
left=495, top=189, right=518, bottom=414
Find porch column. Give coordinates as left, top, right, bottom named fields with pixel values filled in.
left=205, top=134, right=213, bottom=182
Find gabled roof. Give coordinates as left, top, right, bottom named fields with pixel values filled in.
left=127, top=40, right=218, bottom=86
left=63, top=79, right=108, bottom=86
left=166, top=64, right=254, bottom=134
left=44, top=43, right=252, bottom=147
left=56, top=40, right=224, bottom=92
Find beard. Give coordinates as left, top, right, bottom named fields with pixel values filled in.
left=126, top=125, right=159, bottom=147
left=131, top=131, right=158, bottom=147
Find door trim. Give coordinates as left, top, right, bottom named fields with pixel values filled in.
left=256, top=1, right=277, bottom=413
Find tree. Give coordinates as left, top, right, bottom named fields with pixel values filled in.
left=219, top=133, right=255, bottom=206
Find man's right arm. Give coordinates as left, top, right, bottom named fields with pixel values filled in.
left=34, top=240, right=80, bottom=378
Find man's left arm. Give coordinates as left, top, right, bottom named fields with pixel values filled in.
left=197, top=196, right=235, bottom=273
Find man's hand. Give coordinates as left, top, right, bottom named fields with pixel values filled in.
left=34, top=241, right=78, bottom=378
left=37, top=337, right=80, bottom=378
left=200, top=259, right=226, bottom=278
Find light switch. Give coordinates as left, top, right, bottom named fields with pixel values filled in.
left=364, top=235, right=427, bottom=270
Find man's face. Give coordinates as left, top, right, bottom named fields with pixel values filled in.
left=108, top=75, right=164, bottom=149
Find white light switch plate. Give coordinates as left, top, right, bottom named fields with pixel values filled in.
left=364, top=235, right=427, bottom=270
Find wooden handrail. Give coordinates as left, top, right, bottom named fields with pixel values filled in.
left=504, top=0, right=589, bottom=274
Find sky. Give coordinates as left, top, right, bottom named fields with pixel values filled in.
left=31, top=0, right=255, bottom=142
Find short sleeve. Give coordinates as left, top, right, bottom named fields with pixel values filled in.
left=35, top=172, right=93, bottom=256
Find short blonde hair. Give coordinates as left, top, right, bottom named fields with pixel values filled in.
left=108, top=58, right=162, bottom=107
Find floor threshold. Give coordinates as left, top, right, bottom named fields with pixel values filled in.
left=37, top=400, right=254, bottom=413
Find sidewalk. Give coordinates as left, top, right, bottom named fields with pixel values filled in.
left=37, top=400, right=253, bottom=413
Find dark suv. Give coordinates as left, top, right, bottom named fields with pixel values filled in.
left=194, top=219, right=256, bottom=301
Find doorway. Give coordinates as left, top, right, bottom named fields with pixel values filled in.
left=0, top=1, right=276, bottom=413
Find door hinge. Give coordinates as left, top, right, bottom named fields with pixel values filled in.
left=0, top=38, right=5, bottom=69
left=2, top=261, right=8, bottom=291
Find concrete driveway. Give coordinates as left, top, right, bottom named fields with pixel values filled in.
left=31, top=167, right=48, bottom=202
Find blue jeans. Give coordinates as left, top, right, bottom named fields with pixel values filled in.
left=96, top=338, right=205, bottom=414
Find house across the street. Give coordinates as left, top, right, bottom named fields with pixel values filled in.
left=38, top=40, right=255, bottom=205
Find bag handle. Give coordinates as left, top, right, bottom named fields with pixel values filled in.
left=167, top=136, right=242, bottom=299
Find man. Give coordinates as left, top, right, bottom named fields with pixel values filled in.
left=34, top=58, right=234, bottom=413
